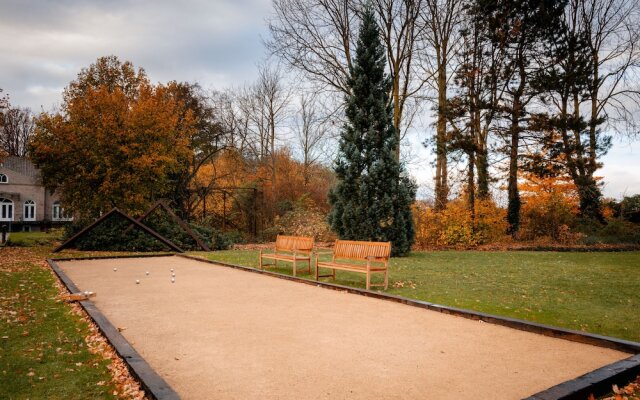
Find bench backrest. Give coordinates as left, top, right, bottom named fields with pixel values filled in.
left=333, top=240, right=391, bottom=261
left=275, top=235, right=314, bottom=253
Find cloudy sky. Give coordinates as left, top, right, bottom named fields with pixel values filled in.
left=1, top=0, right=639, bottom=199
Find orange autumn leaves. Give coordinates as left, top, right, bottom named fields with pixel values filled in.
left=30, top=56, right=194, bottom=218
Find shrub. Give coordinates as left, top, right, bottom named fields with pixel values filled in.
left=413, top=199, right=507, bottom=248
left=580, top=218, right=640, bottom=245
left=271, top=195, right=336, bottom=242
left=63, top=212, right=232, bottom=251
left=621, top=195, right=640, bottom=223
left=519, top=190, right=578, bottom=243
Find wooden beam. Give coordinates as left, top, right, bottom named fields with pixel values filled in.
left=126, top=200, right=210, bottom=252
left=123, top=201, right=162, bottom=234
left=53, top=208, right=184, bottom=253
left=157, top=200, right=210, bottom=251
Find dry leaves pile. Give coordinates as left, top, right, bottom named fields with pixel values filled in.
left=594, top=377, right=640, bottom=400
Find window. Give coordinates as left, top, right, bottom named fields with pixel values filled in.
left=23, top=200, right=36, bottom=221
left=52, top=201, right=72, bottom=221
left=0, top=198, right=13, bottom=221
left=0, top=174, right=7, bottom=184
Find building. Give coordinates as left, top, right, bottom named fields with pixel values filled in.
left=0, top=156, right=72, bottom=231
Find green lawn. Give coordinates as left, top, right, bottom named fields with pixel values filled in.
left=6, top=230, right=64, bottom=247
left=0, top=247, right=117, bottom=399
left=194, top=249, right=640, bottom=342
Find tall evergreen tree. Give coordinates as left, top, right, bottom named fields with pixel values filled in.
left=328, top=6, right=416, bottom=256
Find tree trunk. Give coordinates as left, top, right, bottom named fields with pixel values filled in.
left=467, top=149, right=476, bottom=221
left=506, top=97, right=521, bottom=236
left=434, top=61, right=448, bottom=210
left=475, top=143, right=489, bottom=199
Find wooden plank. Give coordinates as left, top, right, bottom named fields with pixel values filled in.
left=157, top=201, right=210, bottom=252
left=48, top=259, right=181, bottom=400
left=125, top=201, right=210, bottom=252
left=123, top=202, right=162, bottom=234
left=53, top=208, right=184, bottom=253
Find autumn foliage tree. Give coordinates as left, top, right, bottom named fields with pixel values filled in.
left=29, top=56, right=194, bottom=218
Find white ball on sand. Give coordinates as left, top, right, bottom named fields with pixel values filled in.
left=113, top=268, right=117, bottom=272
left=146, top=271, right=150, bottom=276
left=171, top=277, right=175, bottom=283
left=170, top=268, right=174, bottom=272
left=171, top=272, right=176, bottom=277
left=136, top=279, right=140, bottom=284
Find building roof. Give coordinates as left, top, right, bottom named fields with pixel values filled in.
left=0, top=156, right=40, bottom=179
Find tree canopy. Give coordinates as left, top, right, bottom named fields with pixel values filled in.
left=29, top=56, right=195, bottom=218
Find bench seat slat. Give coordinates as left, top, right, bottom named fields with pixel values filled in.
left=316, top=261, right=386, bottom=272
left=261, top=253, right=311, bottom=261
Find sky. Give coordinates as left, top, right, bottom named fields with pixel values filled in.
left=1, top=0, right=639, bottom=199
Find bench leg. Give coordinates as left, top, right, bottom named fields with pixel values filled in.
left=259, top=250, right=263, bottom=270
left=307, top=259, right=311, bottom=275
left=293, top=259, right=297, bottom=277
left=366, top=270, right=371, bottom=290
left=332, top=269, right=336, bottom=281
left=384, top=269, right=388, bottom=290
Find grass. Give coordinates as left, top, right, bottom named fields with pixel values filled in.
left=6, top=230, right=64, bottom=247
left=0, top=246, right=117, bottom=399
left=194, top=249, right=640, bottom=342
left=0, top=245, right=163, bottom=399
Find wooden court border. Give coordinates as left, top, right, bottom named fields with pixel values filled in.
left=48, top=256, right=180, bottom=400
left=48, top=253, right=640, bottom=400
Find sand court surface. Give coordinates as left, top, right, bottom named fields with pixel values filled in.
left=57, top=256, right=629, bottom=399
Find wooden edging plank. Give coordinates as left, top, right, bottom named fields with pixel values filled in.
left=47, top=258, right=180, bottom=400
left=177, top=253, right=640, bottom=400
left=48, top=253, right=640, bottom=400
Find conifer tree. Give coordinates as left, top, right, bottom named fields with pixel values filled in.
left=328, top=6, right=416, bottom=256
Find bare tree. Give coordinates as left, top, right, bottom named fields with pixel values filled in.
left=420, top=0, right=463, bottom=210
left=294, top=93, right=332, bottom=186
left=1, top=107, right=35, bottom=157
left=233, top=63, right=292, bottom=200
left=267, top=0, right=429, bottom=160
left=582, top=0, right=640, bottom=149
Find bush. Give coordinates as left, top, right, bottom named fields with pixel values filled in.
left=270, top=195, right=336, bottom=242
left=519, top=190, right=578, bottom=243
left=413, top=199, right=507, bottom=248
left=64, top=212, right=232, bottom=251
left=580, top=218, right=640, bottom=245
left=621, top=195, right=640, bottom=223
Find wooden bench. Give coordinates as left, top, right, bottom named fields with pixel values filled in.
left=315, top=240, right=391, bottom=290
left=259, top=235, right=314, bottom=276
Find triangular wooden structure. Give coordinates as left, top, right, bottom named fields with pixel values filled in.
left=124, top=200, right=210, bottom=251
left=53, top=208, right=184, bottom=253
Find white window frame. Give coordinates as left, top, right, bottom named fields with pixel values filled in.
left=23, top=200, right=36, bottom=221
left=0, top=198, right=14, bottom=221
left=52, top=201, right=73, bottom=221
left=0, top=174, right=7, bottom=184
